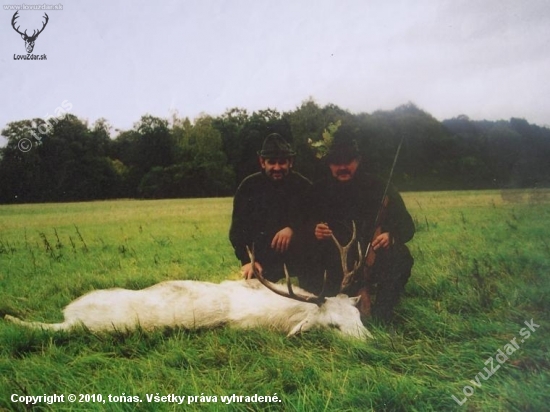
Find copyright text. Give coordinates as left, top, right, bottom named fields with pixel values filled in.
left=11, top=392, right=282, bottom=406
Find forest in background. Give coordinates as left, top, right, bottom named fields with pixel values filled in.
left=1, top=100, right=549, bottom=204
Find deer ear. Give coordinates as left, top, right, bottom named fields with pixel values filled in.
left=349, top=295, right=361, bottom=307
left=287, top=319, right=311, bottom=337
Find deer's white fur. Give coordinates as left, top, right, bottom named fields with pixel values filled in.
left=5, top=279, right=372, bottom=339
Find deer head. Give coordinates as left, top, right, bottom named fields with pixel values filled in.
left=12, top=11, right=49, bottom=54
left=246, top=245, right=371, bottom=339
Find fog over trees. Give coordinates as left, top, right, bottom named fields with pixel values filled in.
left=1, top=100, right=549, bottom=204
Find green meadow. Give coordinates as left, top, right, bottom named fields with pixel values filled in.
left=0, top=190, right=548, bottom=411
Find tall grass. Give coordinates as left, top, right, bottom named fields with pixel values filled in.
left=0, top=190, right=548, bottom=411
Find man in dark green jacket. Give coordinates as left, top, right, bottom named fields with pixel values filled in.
left=301, top=129, right=415, bottom=322
left=229, top=133, right=311, bottom=281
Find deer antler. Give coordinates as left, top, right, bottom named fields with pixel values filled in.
left=11, top=12, right=49, bottom=39
left=31, top=13, right=49, bottom=39
left=331, top=221, right=364, bottom=293
left=246, top=245, right=326, bottom=306
left=11, top=11, right=25, bottom=36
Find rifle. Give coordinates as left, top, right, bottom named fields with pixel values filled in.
left=357, top=134, right=405, bottom=317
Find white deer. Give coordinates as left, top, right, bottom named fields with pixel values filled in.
left=5, top=240, right=372, bottom=340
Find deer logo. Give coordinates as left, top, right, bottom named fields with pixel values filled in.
left=11, top=11, right=49, bottom=54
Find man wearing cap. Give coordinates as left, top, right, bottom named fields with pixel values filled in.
left=229, top=133, right=311, bottom=281
left=301, top=125, right=415, bottom=322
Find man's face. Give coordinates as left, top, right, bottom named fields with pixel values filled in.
left=260, top=157, right=293, bottom=181
left=329, top=158, right=360, bottom=182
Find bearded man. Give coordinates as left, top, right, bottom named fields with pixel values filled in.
left=229, top=133, right=311, bottom=281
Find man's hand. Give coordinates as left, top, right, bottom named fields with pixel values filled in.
left=371, top=232, right=392, bottom=250
left=271, top=227, right=293, bottom=252
left=315, top=222, right=333, bottom=240
left=241, top=261, right=263, bottom=279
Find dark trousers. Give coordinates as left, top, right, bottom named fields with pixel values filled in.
left=369, top=244, right=414, bottom=321
left=256, top=233, right=308, bottom=283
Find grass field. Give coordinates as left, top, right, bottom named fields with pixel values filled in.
left=0, top=190, right=549, bottom=411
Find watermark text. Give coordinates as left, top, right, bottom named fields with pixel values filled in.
left=3, top=4, right=63, bottom=11
left=451, top=319, right=540, bottom=406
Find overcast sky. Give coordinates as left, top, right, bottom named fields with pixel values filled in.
left=1, top=0, right=549, bottom=147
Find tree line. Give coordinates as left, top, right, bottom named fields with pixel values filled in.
left=1, top=100, right=549, bottom=204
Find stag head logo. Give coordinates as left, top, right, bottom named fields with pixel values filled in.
left=11, top=11, right=49, bottom=54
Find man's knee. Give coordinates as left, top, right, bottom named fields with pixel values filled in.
left=375, top=244, right=413, bottom=275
